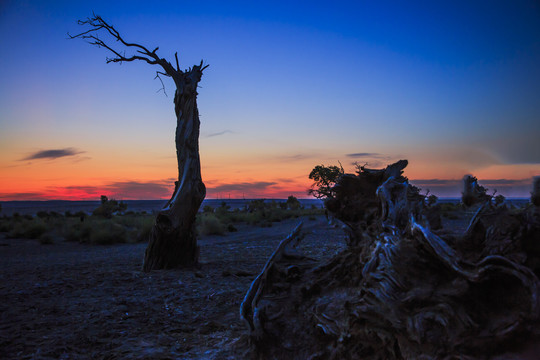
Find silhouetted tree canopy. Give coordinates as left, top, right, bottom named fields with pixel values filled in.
left=308, top=164, right=344, bottom=199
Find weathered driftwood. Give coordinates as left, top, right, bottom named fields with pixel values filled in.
left=240, top=222, right=304, bottom=340
left=238, top=160, right=540, bottom=359
left=69, top=14, right=208, bottom=270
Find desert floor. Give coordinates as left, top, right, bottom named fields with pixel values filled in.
left=1, top=215, right=347, bottom=359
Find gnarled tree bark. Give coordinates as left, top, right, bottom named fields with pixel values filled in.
left=237, top=160, right=540, bottom=359
left=69, top=14, right=208, bottom=270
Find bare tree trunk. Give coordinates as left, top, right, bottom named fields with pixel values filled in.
left=69, top=14, right=210, bottom=271
left=143, top=67, right=206, bottom=271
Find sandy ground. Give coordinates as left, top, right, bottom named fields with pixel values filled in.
left=0, top=216, right=347, bottom=359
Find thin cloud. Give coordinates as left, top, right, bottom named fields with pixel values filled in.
left=276, top=178, right=297, bottom=183
left=105, top=181, right=172, bottom=199
left=206, top=130, right=234, bottom=138
left=22, top=148, right=85, bottom=161
left=276, top=154, right=314, bottom=161
left=346, top=152, right=383, bottom=158
left=0, top=192, right=47, bottom=200
left=0, top=179, right=176, bottom=200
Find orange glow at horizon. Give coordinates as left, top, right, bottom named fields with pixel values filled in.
left=2, top=152, right=540, bottom=201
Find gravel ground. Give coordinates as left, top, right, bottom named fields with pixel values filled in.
left=0, top=216, right=347, bottom=359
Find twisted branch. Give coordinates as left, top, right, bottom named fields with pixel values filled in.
left=68, top=12, right=209, bottom=88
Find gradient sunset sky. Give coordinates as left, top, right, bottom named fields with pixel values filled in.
left=1, top=1, right=540, bottom=200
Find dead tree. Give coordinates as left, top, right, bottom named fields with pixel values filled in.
left=461, top=174, right=491, bottom=207
left=69, top=14, right=208, bottom=270
left=236, top=160, right=540, bottom=359
left=532, top=176, right=540, bottom=206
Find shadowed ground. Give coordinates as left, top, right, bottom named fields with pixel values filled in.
left=0, top=216, right=345, bottom=359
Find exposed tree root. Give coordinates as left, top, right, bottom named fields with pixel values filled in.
left=237, top=161, right=540, bottom=359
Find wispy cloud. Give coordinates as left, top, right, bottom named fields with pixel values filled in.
left=105, top=181, right=172, bottom=199
left=346, top=152, right=384, bottom=158
left=345, top=152, right=394, bottom=168
left=0, top=179, right=175, bottom=201
left=275, top=154, right=317, bottom=162
left=0, top=192, right=47, bottom=200
left=22, top=148, right=85, bottom=161
left=206, top=130, right=234, bottom=138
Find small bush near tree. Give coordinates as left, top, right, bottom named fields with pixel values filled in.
left=92, top=195, right=127, bottom=218
left=494, top=194, right=506, bottom=206
left=308, top=164, right=344, bottom=199
left=8, top=219, right=48, bottom=239
left=203, top=205, right=214, bottom=213
left=286, top=195, right=301, bottom=210
left=426, top=194, right=438, bottom=207
left=198, top=214, right=226, bottom=236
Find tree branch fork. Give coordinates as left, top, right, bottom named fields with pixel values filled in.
left=67, top=12, right=209, bottom=92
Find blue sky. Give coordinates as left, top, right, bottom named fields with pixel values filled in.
left=1, top=0, right=539, bottom=199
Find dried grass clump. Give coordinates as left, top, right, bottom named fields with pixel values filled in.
left=198, top=214, right=226, bottom=236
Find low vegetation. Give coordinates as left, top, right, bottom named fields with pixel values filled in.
left=197, top=198, right=323, bottom=235
left=0, top=196, right=323, bottom=244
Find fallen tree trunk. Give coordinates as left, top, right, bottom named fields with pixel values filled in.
left=237, top=160, right=540, bottom=359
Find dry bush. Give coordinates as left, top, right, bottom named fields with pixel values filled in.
left=198, top=214, right=226, bottom=236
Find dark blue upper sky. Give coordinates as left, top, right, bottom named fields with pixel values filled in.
left=1, top=0, right=540, bottom=199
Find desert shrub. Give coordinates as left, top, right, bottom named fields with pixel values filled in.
left=39, top=233, right=54, bottom=245
left=247, top=199, right=267, bottom=212
left=63, top=214, right=153, bottom=244
left=215, top=202, right=231, bottom=218
left=426, top=194, right=438, bottom=206
left=494, top=194, right=506, bottom=206
left=243, top=211, right=262, bottom=225
left=201, top=200, right=324, bottom=228
left=64, top=222, right=93, bottom=243
left=36, top=211, right=49, bottom=218
left=203, top=205, right=214, bottom=213
left=118, top=215, right=154, bottom=242
left=8, top=219, right=48, bottom=239
left=198, top=214, right=226, bottom=236
left=89, top=222, right=127, bottom=245
left=0, top=218, right=13, bottom=232
left=92, top=195, right=127, bottom=218
left=286, top=195, right=301, bottom=210
left=439, top=203, right=461, bottom=219
left=74, top=211, right=87, bottom=221
left=136, top=219, right=154, bottom=242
